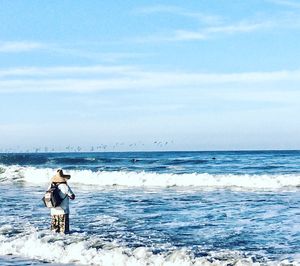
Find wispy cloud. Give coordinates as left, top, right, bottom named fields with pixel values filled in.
left=133, top=4, right=299, bottom=43
left=0, top=65, right=139, bottom=78
left=207, top=21, right=273, bottom=34
left=133, top=31, right=208, bottom=43
left=0, top=40, right=150, bottom=64
left=0, top=41, right=45, bottom=53
left=1, top=65, right=300, bottom=93
left=134, top=19, right=274, bottom=43
left=51, top=46, right=151, bottom=63
left=170, top=20, right=272, bottom=42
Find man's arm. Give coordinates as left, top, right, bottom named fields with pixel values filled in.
left=66, top=184, right=75, bottom=200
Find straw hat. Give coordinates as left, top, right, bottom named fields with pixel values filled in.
left=51, top=169, right=71, bottom=183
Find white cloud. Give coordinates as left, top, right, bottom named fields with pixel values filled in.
left=133, top=4, right=300, bottom=43
left=134, top=17, right=275, bottom=43
left=207, top=21, right=273, bottom=34
left=0, top=65, right=139, bottom=78
left=0, top=41, right=45, bottom=53
left=1, top=65, right=300, bottom=93
left=160, top=20, right=272, bottom=42
left=0, top=79, right=137, bottom=93
left=51, top=46, right=151, bottom=63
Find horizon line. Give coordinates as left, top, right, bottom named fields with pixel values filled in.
left=0, top=149, right=299, bottom=154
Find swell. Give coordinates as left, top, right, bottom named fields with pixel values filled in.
left=0, top=154, right=49, bottom=165
left=0, top=165, right=299, bottom=190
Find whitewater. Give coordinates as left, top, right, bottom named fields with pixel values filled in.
left=0, top=151, right=299, bottom=265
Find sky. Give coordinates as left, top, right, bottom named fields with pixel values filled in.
left=0, top=0, right=300, bottom=152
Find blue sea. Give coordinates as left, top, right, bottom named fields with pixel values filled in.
left=0, top=151, right=299, bottom=265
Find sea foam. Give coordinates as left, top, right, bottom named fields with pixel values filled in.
left=0, top=226, right=281, bottom=266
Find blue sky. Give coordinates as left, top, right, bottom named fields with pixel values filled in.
left=0, top=0, right=300, bottom=152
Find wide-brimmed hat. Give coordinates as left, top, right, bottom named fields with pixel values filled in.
left=51, top=169, right=71, bottom=183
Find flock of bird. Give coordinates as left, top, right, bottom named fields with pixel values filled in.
left=0, top=141, right=174, bottom=153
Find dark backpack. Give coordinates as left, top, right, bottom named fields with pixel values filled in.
left=42, top=184, right=66, bottom=208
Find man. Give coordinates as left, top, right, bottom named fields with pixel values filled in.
left=49, top=169, right=75, bottom=234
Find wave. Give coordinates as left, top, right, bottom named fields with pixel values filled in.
left=0, top=165, right=300, bottom=190
left=0, top=226, right=296, bottom=265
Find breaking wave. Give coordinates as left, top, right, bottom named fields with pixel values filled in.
left=0, top=165, right=299, bottom=190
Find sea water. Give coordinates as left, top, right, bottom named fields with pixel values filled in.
left=0, top=151, right=299, bottom=265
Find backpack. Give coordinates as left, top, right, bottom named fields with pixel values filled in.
left=42, top=184, right=66, bottom=208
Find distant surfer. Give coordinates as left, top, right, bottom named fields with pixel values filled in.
left=48, top=169, right=75, bottom=234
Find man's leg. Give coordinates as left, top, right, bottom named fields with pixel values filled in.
left=59, top=214, right=70, bottom=234
left=64, top=214, right=70, bottom=234
left=51, top=215, right=60, bottom=233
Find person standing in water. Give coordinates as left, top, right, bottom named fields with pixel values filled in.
left=49, top=169, right=75, bottom=234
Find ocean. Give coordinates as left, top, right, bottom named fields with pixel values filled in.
left=0, top=151, right=299, bottom=265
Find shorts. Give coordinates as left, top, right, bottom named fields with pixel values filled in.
left=51, top=214, right=70, bottom=234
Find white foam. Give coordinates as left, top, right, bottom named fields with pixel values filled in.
left=0, top=165, right=300, bottom=190
left=0, top=227, right=281, bottom=266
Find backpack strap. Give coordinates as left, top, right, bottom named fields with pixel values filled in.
left=52, top=182, right=68, bottom=201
